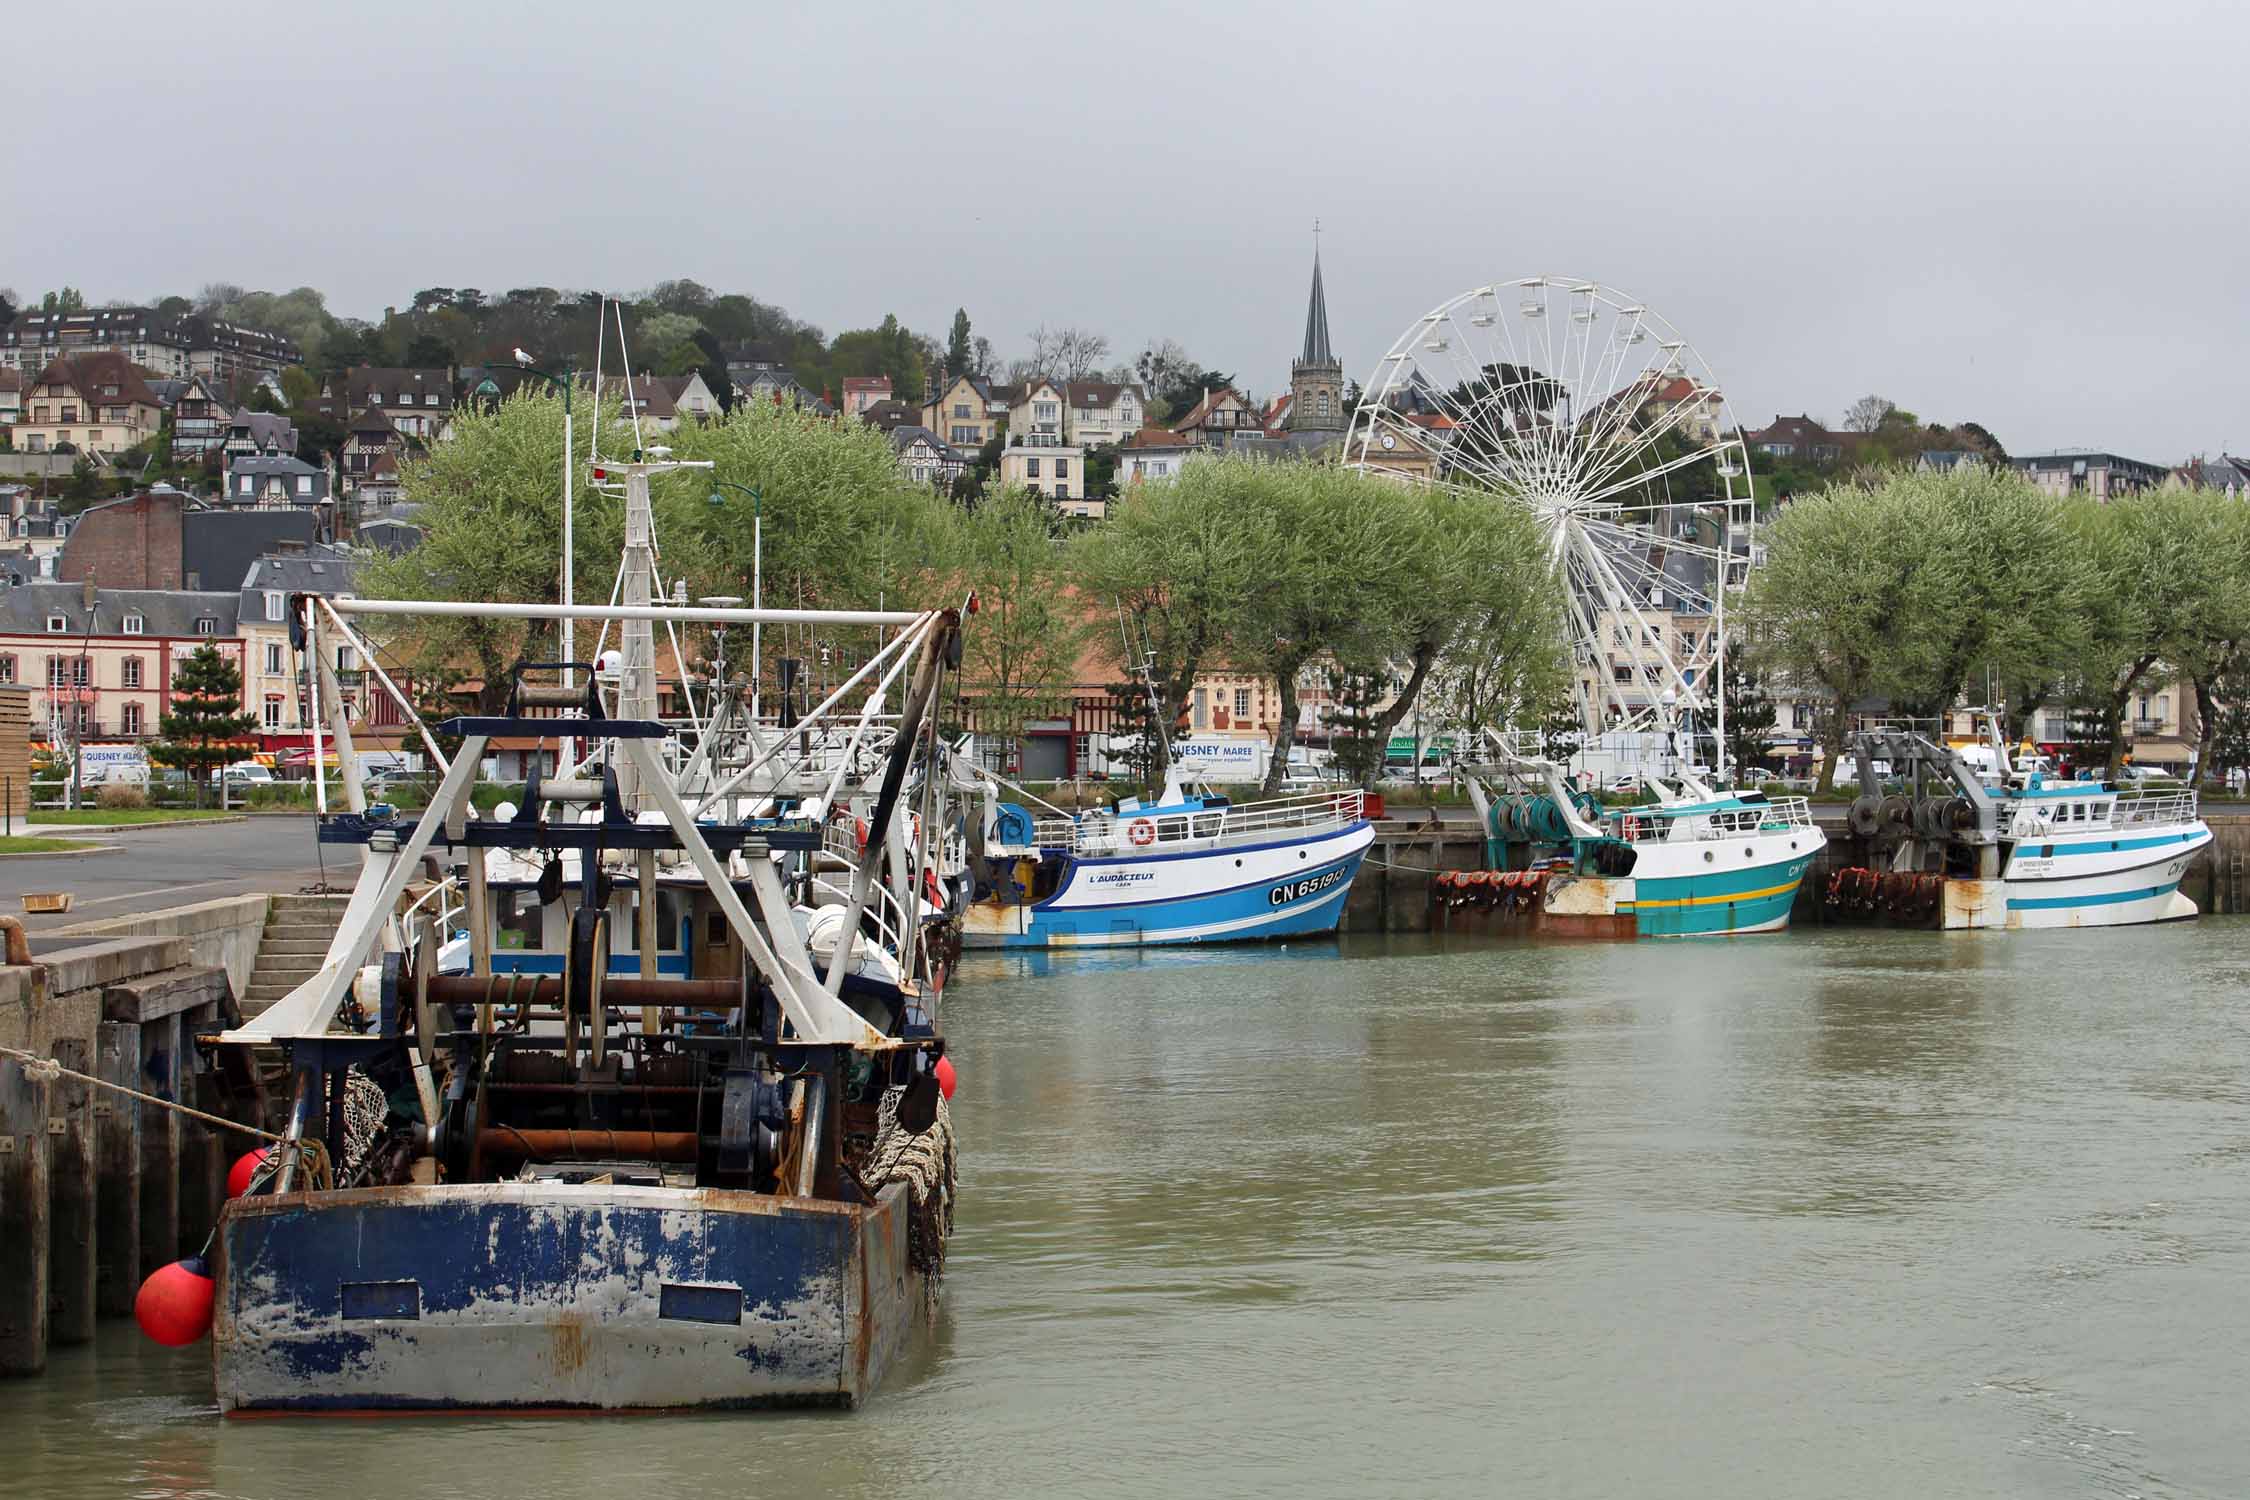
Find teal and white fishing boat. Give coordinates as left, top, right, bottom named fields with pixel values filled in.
left=1463, top=756, right=1824, bottom=937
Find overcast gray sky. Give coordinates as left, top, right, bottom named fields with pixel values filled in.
left=17, top=0, right=2245, bottom=461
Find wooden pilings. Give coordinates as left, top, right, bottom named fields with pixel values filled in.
left=0, top=1054, right=52, bottom=1374
left=46, top=1037, right=97, bottom=1347
left=93, top=1022, right=142, bottom=1320
left=2, top=939, right=263, bottom=1378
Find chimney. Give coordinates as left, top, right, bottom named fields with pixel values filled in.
left=81, top=577, right=96, bottom=610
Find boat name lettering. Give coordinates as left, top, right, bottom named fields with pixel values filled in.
left=1087, top=870, right=1156, bottom=886
left=1270, top=867, right=1347, bottom=906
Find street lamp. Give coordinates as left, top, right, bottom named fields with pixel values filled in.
left=707, top=481, right=764, bottom=719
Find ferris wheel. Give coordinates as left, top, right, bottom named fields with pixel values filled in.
left=1343, top=277, right=1756, bottom=760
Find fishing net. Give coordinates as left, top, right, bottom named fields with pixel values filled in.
left=862, top=1086, right=956, bottom=1283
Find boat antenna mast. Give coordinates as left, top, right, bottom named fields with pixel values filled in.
left=1116, top=601, right=1180, bottom=792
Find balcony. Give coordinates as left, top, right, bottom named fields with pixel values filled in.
left=2131, top=717, right=2166, bottom=735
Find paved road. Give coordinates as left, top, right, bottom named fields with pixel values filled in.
left=3, top=816, right=337, bottom=931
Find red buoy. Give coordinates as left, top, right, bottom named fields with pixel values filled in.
left=135, top=1256, right=215, bottom=1347
left=226, top=1146, right=272, bottom=1200
left=934, top=1055, right=957, bottom=1101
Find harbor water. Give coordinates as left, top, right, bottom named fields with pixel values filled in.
left=9, top=926, right=2250, bottom=1498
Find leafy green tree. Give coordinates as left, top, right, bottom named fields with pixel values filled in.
left=1364, top=487, right=1564, bottom=768
left=2072, top=485, right=2250, bottom=777
left=362, top=389, right=611, bottom=709
left=42, top=287, right=86, bottom=313
left=404, top=332, right=455, bottom=368
left=1744, top=487, right=1922, bottom=794
left=1220, top=463, right=1426, bottom=792
left=1878, top=466, right=2094, bottom=718
left=152, top=645, right=257, bottom=802
left=320, top=323, right=370, bottom=377
left=947, top=488, right=1089, bottom=756
left=1071, top=459, right=1268, bottom=784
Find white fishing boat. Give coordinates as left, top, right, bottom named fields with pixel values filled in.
left=1830, top=716, right=2210, bottom=930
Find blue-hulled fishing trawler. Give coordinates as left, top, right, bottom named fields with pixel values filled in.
left=213, top=449, right=965, bottom=1411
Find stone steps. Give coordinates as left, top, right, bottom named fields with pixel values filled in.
left=257, top=935, right=332, bottom=956
left=240, top=893, right=353, bottom=1016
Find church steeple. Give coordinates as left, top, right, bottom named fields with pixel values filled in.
left=1286, top=223, right=1344, bottom=433
left=1301, top=241, right=1333, bottom=367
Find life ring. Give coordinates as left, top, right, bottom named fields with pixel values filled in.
left=853, top=817, right=869, bottom=850
left=1128, top=818, right=1156, bottom=847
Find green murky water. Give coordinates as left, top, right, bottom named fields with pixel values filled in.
left=9, top=926, right=2250, bottom=1498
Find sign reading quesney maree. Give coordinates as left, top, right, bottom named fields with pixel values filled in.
left=1167, top=737, right=1268, bottom=782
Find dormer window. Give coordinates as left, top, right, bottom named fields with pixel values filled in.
left=45, top=615, right=67, bottom=633
left=122, top=612, right=144, bottom=635
left=195, top=617, right=217, bottom=637
left=265, top=590, right=284, bottom=622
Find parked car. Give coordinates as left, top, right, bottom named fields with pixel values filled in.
left=223, top=762, right=276, bottom=787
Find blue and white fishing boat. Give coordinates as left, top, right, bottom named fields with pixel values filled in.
left=960, top=771, right=1374, bottom=948
left=1837, top=718, right=2211, bottom=929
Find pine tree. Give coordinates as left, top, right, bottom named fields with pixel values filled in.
left=1721, top=664, right=1778, bottom=782
left=1326, top=666, right=1388, bottom=787
left=1103, top=681, right=1162, bottom=791
left=151, top=644, right=257, bottom=801
left=1538, top=696, right=1584, bottom=764
left=945, top=309, right=973, bottom=381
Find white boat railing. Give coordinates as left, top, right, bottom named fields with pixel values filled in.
left=1028, top=789, right=1366, bottom=858
left=1610, top=795, right=1815, bottom=844
left=2007, top=788, right=2200, bottom=839
left=2113, top=788, right=2199, bottom=828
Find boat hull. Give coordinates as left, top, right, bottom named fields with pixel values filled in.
left=1630, top=849, right=1820, bottom=937
left=215, top=1181, right=928, bottom=1412
left=961, top=823, right=1374, bottom=948
left=1985, top=823, right=2210, bottom=929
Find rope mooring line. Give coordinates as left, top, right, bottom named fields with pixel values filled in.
left=0, top=1044, right=287, bottom=1143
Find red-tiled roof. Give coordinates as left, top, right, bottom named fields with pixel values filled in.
left=31, top=351, right=161, bottom=408
left=1122, top=425, right=1195, bottom=450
